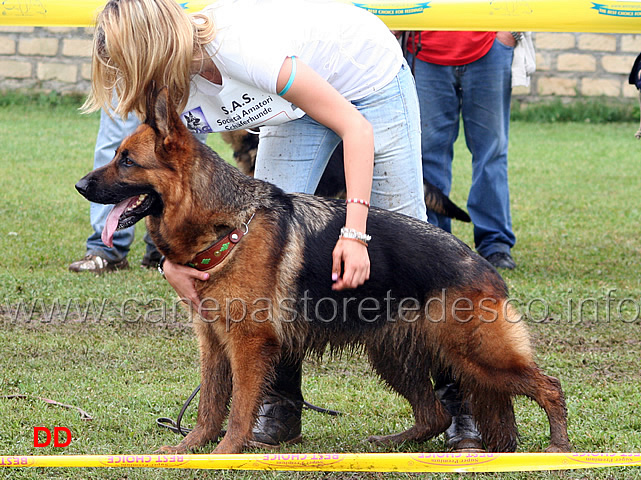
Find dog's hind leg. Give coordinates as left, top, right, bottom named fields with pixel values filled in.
left=513, top=367, right=570, bottom=452
left=449, top=298, right=569, bottom=452
left=469, top=365, right=570, bottom=453
left=213, top=330, right=281, bottom=454
left=365, top=340, right=451, bottom=446
left=159, top=324, right=232, bottom=453
left=468, top=389, right=518, bottom=453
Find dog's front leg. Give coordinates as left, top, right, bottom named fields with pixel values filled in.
left=159, top=324, right=232, bottom=453
left=213, top=329, right=281, bottom=454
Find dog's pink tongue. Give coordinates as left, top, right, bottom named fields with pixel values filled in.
left=101, top=197, right=136, bottom=248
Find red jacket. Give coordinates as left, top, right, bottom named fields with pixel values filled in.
left=408, top=31, right=497, bottom=66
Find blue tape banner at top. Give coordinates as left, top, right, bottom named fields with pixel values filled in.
left=1, top=0, right=641, bottom=32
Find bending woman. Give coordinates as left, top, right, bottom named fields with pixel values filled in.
left=84, top=0, right=426, bottom=449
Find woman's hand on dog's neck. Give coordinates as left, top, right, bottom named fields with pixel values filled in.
left=162, top=259, right=209, bottom=307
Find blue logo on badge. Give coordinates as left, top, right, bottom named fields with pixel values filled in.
left=182, top=107, right=214, bottom=134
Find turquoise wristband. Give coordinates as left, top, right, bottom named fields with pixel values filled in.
left=277, top=56, right=297, bottom=96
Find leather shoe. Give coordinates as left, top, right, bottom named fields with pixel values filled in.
left=141, top=250, right=163, bottom=269
left=69, top=254, right=129, bottom=273
left=247, top=392, right=303, bottom=449
left=444, top=414, right=485, bottom=453
left=484, top=252, right=516, bottom=270
left=435, top=381, right=485, bottom=453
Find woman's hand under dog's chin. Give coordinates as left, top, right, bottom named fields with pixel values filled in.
left=331, top=238, right=371, bottom=291
left=162, top=259, right=210, bottom=307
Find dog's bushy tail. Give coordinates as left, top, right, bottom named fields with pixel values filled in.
left=423, top=181, right=471, bottom=223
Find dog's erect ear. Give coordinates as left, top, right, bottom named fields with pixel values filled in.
left=148, top=86, right=171, bottom=138
left=144, top=81, right=158, bottom=127
left=147, top=86, right=188, bottom=151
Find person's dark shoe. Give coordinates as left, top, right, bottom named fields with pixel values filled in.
left=444, top=414, right=485, bottom=453
left=69, top=254, right=129, bottom=273
left=484, top=252, right=516, bottom=270
left=141, top=250, right=163, bottom=269
left=247, top=392, right=303, bottom=449
left=435, top=380, right=485, bottom=453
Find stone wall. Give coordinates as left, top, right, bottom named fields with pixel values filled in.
left=1, top=26, right=640, bottom=101
left=0, top=26, right=93, bottom=94
left=523, top=32, right=640, bottom=101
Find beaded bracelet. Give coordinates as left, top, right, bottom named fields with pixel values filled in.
left=346, top=198, right=370, bottom=208
left=340, top=227, right=371, bottom=245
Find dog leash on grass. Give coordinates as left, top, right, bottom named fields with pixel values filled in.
left=156, top=384, right=202, bottom=436
left=302, top=401, right=342, bottom=416
left=156, top=384, right=342, bottom=437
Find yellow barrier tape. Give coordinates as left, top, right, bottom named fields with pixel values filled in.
left=2, top=453, right=641, bottom=472
left=0, top=0, right=211, bottom=27
left=1, top=0, right=641, bottom=32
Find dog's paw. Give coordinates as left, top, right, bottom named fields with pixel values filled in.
left=155, top=444, right=188, bottom=454
left=545, top=443, right=572, bottom=453
left=212, top=438, right=245, bottom=454
left=368, top=425, right=437, bottom=446
left=367, top=434, right=394, bottom=446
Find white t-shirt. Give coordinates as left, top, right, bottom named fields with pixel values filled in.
left=182, top=0, right=403, bottom=133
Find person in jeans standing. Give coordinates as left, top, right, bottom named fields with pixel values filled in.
left=407, top=31, right=517, bottom=271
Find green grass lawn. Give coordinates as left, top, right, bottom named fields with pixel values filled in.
left=1, top=99, right=641, bottom=479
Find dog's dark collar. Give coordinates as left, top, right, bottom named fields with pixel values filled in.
left=187, top=214, right=254, bottom=271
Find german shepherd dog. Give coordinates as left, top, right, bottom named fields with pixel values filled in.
left=221, top=129, right=472, bottom=222
left=75, top=89, right=570, bottom=455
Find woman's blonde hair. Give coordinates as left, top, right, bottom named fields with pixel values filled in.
left=82, top=0, right=215, bottom=119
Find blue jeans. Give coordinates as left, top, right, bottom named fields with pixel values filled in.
left=410, top=38, right=516, bottom=257
left=254, top=61, right=426, bottom=222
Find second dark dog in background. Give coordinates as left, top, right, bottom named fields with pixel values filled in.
left=221, top=130, right=471, bottom=223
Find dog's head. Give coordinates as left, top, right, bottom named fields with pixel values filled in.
left=75, top=87, right=195, bottom=247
